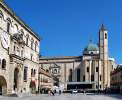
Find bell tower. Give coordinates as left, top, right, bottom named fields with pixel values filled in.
left=99, top=24, right=108, bottom=89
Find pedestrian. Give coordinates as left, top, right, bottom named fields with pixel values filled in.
left=59, top=90, right=61, bottom=95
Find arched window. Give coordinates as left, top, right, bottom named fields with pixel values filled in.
left=6, top=18, right=11, bottom=33
left=35, top=41, right=38, bottom=51
left=13, top=24, right=18, bottom=33
left=20, top=29, right=24, bottom=37
left=20, top=29, right=24, bottom=34
left=26, top=34, right=29, bottom=46
left=46, top=69, right=49, bottom=73
left=54, top=69, right=57, bottom=74
left=2, top=59, right=6, bottom=69
left=31, top=38, right=34, bottom=49
left=105, top=33, right=107, bottom=39
left=69, top=69, right=72, bottom=82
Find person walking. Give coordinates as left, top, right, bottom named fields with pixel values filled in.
left=59, top=90, right=61, bottom=95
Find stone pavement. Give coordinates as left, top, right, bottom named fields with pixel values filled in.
left=0, top=93, right=122, bottom=100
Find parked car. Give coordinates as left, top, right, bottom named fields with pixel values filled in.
left=72, top=90, right=78, bottom=93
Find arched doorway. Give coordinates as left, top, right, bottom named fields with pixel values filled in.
left=77, top=69, right=81, bottom=82
left=69, top=69, right=72, bottom=82
left=13, top=68, right=19, bottom=91
left=0, top=76, right=7, bottom=95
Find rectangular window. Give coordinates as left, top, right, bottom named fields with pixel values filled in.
left=7, top=23, right=10, bottom=33
left=31, top=54, right=33, bottom=61
left=87, top=67, right=89, bottom=72
left=21, top=50, right=23, bottom=57
left=24, top=67, right=28, bottom=82
left=100, top=85, right=101, bottom=89
left=96, top=67, right=98, bottom=72
left=31, top=69, right=33, bottom=77
left=91, top=75, right=94, bottom=81
left=14, top=46, right=16, bottom=51
left=83, top=75, right=85, bottom=82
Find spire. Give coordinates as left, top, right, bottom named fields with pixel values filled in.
left=89, top=38, right=92, bottom=43
left=100, top=24, right=107, bottom=31
left=89, top=34, right=93, bottom=43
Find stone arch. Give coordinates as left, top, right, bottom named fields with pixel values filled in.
left=0, top=76, right=7, bottom=95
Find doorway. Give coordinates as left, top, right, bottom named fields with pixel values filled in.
left=14, top=68, right=19, bottom=91
left=0, top=76, right=7, bottom=95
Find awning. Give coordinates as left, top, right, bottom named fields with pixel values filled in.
left=67, top=81, right=96, bottom=85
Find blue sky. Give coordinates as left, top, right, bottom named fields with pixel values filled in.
left=5, top=0, right=122, bottom=64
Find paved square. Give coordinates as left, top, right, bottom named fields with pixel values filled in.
left=0, top=94, right=122, bottom=100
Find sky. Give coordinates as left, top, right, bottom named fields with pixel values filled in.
left=4, top=0, right=122, bottom=64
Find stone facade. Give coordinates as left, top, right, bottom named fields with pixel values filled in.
left=39, top=25, right=116, bottom=91
left=0, top=1, right=40, bottom=95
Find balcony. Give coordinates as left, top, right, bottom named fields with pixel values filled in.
left=11, top=33, right=25, bottom=45
left=9, top=53, right=25, bottom=62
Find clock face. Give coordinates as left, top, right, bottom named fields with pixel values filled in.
left=1, top=32, right=10, bottom=49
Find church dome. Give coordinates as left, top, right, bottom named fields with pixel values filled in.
left=85, top=43, right=99, bottom=51
left=83, top=42, right=99, bottom=55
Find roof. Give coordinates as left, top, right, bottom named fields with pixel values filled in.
left=84, top=42, right=99, bottom=51
left=100, top=24, right=107, bottom=31
left=39, top=56, right=82, bottom=60
left=111, top=65, right=122, bottom=75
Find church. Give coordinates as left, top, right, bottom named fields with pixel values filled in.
left=39, top=24, right=116, bottom=91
